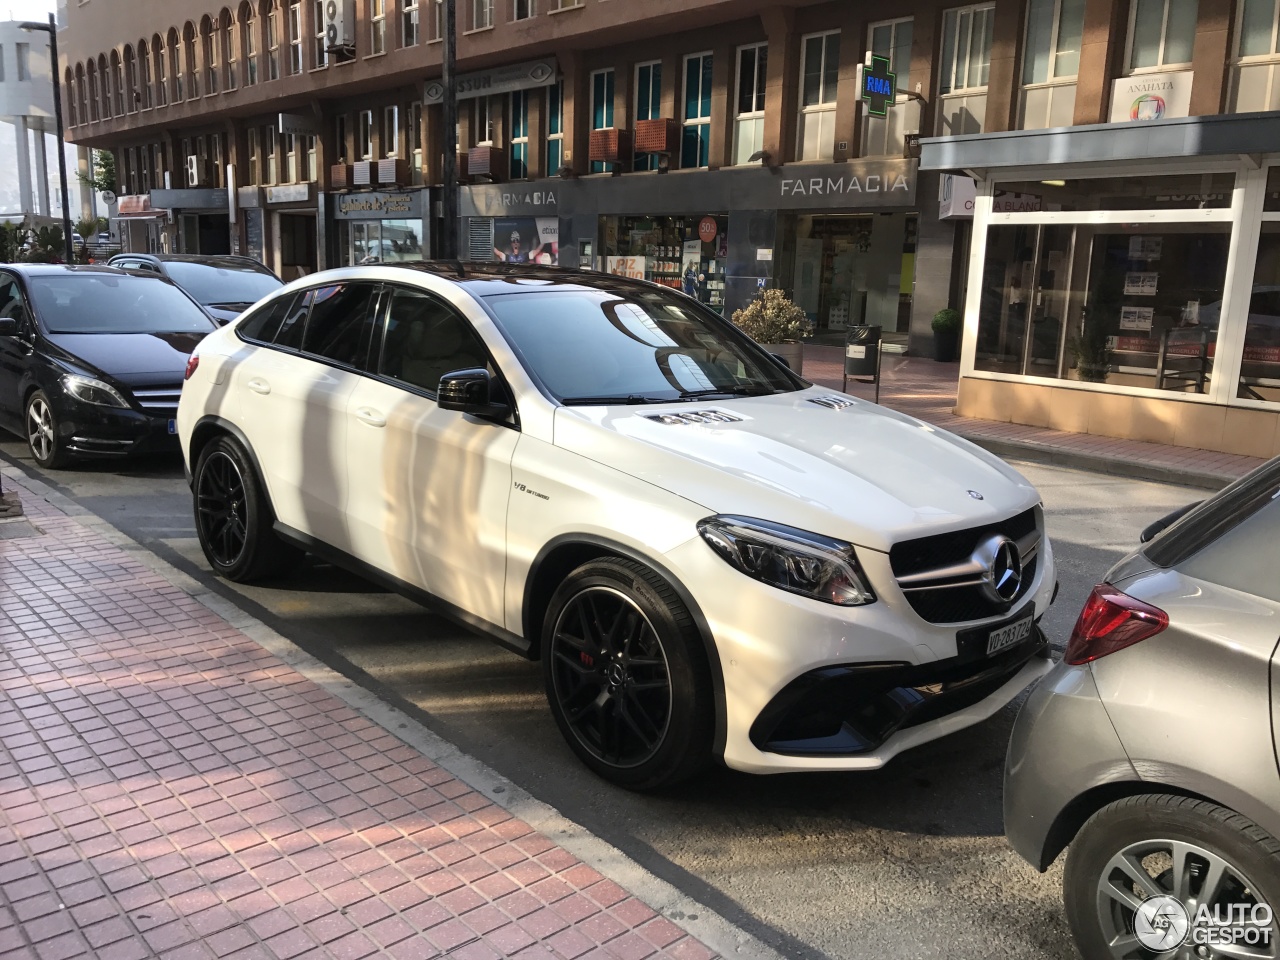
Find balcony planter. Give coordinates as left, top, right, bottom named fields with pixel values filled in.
left=588, top=127, right=633, bottom=165
left=634, top=118, right=678, bottom=156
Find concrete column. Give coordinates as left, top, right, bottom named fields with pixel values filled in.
left=527, top=86, right=545, bottom=180
left=985, top=0, right=1025, bottom=132
left=909, top=3, right=941, bottom=138
left=559, top=48, right=589, bottom=176
left=659, top=50, right=679, bottom=122
left=77, top=146, right=94, bottom=219
left=907, top=173, right=957, bottom=356
left=760, top=8, right=797, bottom=166
left=15, top=119, right=34, bottom=216
left=1190, top=0, right=1235, bottom=115
left=708, top=40, right=732, bottom=169
left=33, top=125, right=51, bottom=217
left=1073, top=0, right=1126, bottom=124
left=425, top=102, right=443, bottom=184
left=834, top=6, right=869, bottom=162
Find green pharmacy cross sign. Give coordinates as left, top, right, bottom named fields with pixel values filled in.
left=861, top=55, right=896, bottom=117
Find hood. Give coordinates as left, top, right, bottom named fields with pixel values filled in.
left=45, top=331, right=207, bottom=386
left=554, top=388, right=1040, bottom=554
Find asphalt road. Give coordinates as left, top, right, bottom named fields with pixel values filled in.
left=0, top=435, right=1202, bottom=960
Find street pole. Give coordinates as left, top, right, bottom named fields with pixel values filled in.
left=440, top=0, right=458, bottom=260
left=21, top=16, right=75, bottom=264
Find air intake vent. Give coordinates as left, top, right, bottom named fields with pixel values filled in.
left=467, top=218, right=495, bottom=261
left=807, top=395, right=856, bottom=409
left=642, top=410, right=744, bottom=425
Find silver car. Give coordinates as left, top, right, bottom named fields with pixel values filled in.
left=1005, top=458, right=1280, bottom=959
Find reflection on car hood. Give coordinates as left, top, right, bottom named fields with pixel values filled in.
left=202, top=305, right=245, bottom=325
left=554, top=387, right=1040, bottom=553
left=45, top=331, right=207, bottom=385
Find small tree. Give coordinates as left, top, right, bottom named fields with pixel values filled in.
left=78, top=150, right=117, bottom=196
left=21, top=226, right=66, bottom=263
left=730, top=289, right=812, bottom=344
left=0, top=223, right=26, bottom=263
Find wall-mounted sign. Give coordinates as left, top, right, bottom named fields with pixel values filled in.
left=1120, top=306, right=1154, bottom=331
left=1108, top=71, right=1193, bottom=123
left=697, top=217, right=718, bottom=243
left=860, top=54, right=896, bottom=118
left=279, top=112, right=320, bottom=136
left=1128, top=236, right=1163, bottom=260
left=938, top=175, right=1044, bottom=218
left=265, top=183, right=311, bottom=204
left=1124, top=271, right=1159, bottom=296
left=424, top=58, right=557, bottom=104
left=459, top=184, right=558, bottom=217
left=335, top=191, right=422, bottom=219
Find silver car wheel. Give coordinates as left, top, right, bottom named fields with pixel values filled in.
left=27, top=396, right=55, bottom=462
left=1096, top=838, right=1278, bottom=959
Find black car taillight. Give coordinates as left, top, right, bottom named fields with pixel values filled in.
left=184, top=354, right=200, bottom=381
left=1064, top=583, right=1168, bottom=665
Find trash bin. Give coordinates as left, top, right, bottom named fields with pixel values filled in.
left=844, top=325, right=881, bottom=378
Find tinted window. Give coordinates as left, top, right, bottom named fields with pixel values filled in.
left=163, top=261, right=282, bottom=307
left=302, top=283, right=379, bottom=368
left=0, top=276, right=24, bottom=318
left=28, top=275, right=214, bottom=334
left=379, top=287, right=489, bottom=394
left=274, top=292, right=313, bottom=350
left=238, top=293, right=297, bottom=343
left=1146, top=460, right=1280, bottom=575
left=483, top=286, right=801, bottom=403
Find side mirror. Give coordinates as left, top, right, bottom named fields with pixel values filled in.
left=0, top=317, right=17, bottom=337
left=437, top=368, right=510, bottom=422
left=1140, top=500, right=1202, bottom=543
left=770, top=352, right=791, bottom=370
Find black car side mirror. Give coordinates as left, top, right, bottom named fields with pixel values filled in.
left=1140, top=500, right=1202, bottom=543
left=437, top=368, right=510, bottom=422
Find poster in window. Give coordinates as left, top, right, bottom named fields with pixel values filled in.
left=493, top=217, right=558, bottom=265
left=1123, top=271, right=1159, bottom=296
left=1120, top=306, right=1154, bottom=331
left=1128, top=236, right=1162, bottom=260
left=605, top=256, right=647, bottom=279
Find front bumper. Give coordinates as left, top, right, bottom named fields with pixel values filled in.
left=664, top=529, right=1058, bottom=774
left=58, top=399, right=178, bottom=458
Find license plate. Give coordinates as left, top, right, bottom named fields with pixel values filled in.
left=986, top=615, right=1034, bottom=655
left=167, top=418, right=177, bottom=435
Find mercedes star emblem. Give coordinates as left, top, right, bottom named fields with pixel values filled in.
left=973, top=534, right=1023, bottom=604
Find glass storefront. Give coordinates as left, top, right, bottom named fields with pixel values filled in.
left=599, top=215, right=729, bottom=313
left=339, top=219, right=424, bottom=265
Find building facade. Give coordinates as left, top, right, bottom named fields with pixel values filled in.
left=59, top=0, right=1280, bottom=456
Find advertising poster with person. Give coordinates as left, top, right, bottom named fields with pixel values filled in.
left=493, top=218, right=559, bottom=265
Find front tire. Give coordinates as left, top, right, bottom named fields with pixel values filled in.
left=26, top=390, right=70, bottom=469
left=542, top=558, right=714, bottom=790
left=193, top=434, right=300, bottom=583
left=1064, top=794, right=1280, bottom=960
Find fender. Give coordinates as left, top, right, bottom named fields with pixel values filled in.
left=524, top=533, right=728, bottom=762
left=188, top=414, right=269, bottom=490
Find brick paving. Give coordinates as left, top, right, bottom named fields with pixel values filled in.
left=803, top=345, right=1267, bottom=483
left=0, top=482, right=718, bottom=960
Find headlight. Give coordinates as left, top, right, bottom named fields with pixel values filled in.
left=61, top=374, right=129, bottom=408
left=697, top=515, right=875, bottom=606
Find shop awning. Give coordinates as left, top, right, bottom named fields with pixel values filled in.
left=920, top=111, right=1280, bottom=174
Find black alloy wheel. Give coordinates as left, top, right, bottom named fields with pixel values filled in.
left=542, top=558, right=713, bottom=790
left=196, top=447, right=249, bottom=569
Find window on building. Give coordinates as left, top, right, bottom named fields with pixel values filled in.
left=634, top=61, right=662, bottom=171
left=306, top=135, right=317, bottom=179
left=408, top=101, right=423, bottom=183
left=99, top=55, right=113, bottom=119
left=680, top=54, right=712, bottom=169
left=221, top=14, right=237, bottom=90
left=358, top=109, right=373, bottom=159
left=510, top=90, right=528, bottom=179
left=287, top=0, right=303, bottom=73
left=403, top=0, right=420, bottom=45
left=1024, top=0, right=1083, bottom=83
left=154, top=41, right=167, bottom=105
left=266, top=126, right=278, bottom=182
left=797, top=31, right=839, bottom=161
left=1128, top=0, right=1197, bottom=70
left=1239, top=0, right=1280, bottom=57
left=734, top=43, right=767, bottom=166
left=284, top=133, right=298, bottom=181
left=474, top=96, right=493, bottom=146
left=548, top=0, right=581, bottom=8
left=371, top=0, right=387, bottom=53
left=862, top=18, right=915, bottom=154
left=0, top=47, right=5, bottom=84
left=266, top=0, right=280, bottom=80
left=590, top=68, right=615, bottom=173
left=183, top=24, right=199, bottom=98
left=248, top=126, right=260, bottom=180
left=383, top=105, right=399, bottom=157
left=940, top=4, right=993, bottom=94
left=241, top=4, right=257, bottom=85
left=514, top=0, right=533, bottom=19
left=167, top=31, right=181, bottom=101
left=125, top=47, right=139, bottom=112
left=472, top=0, right=493, bottom=29
left=431, top=0, right=443, bottom=39
left=547, top=79, right=564, bottom=173
left=200, top=21, right=218, bottom=94
left=310, top=0, right=327, bottom=66
left=139, top=44, right=153, bottom=108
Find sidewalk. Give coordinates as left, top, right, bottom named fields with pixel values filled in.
left=803, top=345, right=1267, bottom=489
left=0, top=471, right=746, bottom=960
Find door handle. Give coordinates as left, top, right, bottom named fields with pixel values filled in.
left=246, top=377, right=271, bottom=395
left=355, top=406, right=386, bottom=428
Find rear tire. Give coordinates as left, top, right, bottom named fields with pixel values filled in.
left=193, top=434, right=301, bottom=582
left=26, top=390, right=70, bottom=469
left=1064, top=794, right=1280, bottom=959
left=542, top=557, right=713, bottom=790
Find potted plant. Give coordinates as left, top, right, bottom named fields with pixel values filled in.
left=730, top=289, right=812, bottom=371
left=931, top=307, right=962, bottom=362
left=1071, top=302, right=1114, bottom=383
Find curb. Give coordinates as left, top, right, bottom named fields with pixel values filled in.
left=1, top=463, right=786, bottom=960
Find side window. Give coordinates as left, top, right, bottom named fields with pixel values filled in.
left=0, top=276, right=24, bottom=318
left=274, top=291, right=314, bottom=350
left=237, top=292, right=297, bottom=343
left=378, top=286, right=489, bottom=395
left=301, top=283, right=380, bottom=368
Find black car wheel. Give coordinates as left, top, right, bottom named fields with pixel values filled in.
left=25, top=390, right=70, bottom=469
left=542, top=557, right=713, bottom=790
left=1065, top=795, right=1280, bottom=960
left=193, top=434, right=300, bottom=582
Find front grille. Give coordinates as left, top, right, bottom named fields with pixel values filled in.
left=890, top=508, right=1040, bottom=624
left=130, top=386, right=182, bottom=415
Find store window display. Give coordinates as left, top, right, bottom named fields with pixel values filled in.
left=599, top=215, right=729, bottom=313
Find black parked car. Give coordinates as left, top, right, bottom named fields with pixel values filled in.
left=0, top=265, right=217, bottom=468
left=107, top=253, right=283, bottom=324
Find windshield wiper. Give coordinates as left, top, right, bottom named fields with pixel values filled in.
left=559, top=394, right=673, bottom=406
left=205, top=301, right=255, bottom=310
left=677, top=386, right=776, bottom=399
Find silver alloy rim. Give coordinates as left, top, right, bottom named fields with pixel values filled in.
left=27, top=397, right=54, bottom=462
left=1096, top=837, right=1277, bottom=959
left=549, top=586, right=673, bottom=769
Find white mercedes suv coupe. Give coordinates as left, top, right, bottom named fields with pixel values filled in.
left=177, top=263, right=1055, bottom=789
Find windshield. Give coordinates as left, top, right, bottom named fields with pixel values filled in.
left=162, top=261, right=282, bottom=307
left=483, top=287, right=804, bottom=404
left=30, top=275, right=217, bottom=335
